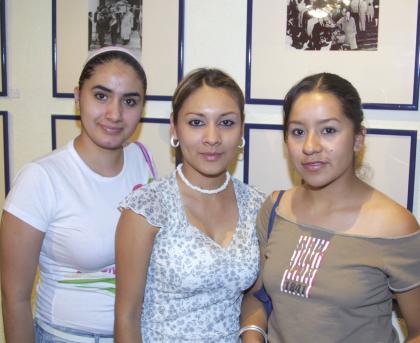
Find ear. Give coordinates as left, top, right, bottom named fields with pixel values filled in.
left=74, top=87, right=81, bottom=111
left=353, top=127, right=366, bottom=152
left=169, top=113, right=177, bottom=139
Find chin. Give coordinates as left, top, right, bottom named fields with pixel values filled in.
left=96, top=139, right=126, bottom=150
left=304, top=183, right=328, bottom=191
left=302, top=176, right=338, bottom=190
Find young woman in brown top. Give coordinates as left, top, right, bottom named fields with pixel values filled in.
left=240, top=73, right=420, bottom=343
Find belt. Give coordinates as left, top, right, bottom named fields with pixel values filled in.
left=37, top=320, right=114, bottom=343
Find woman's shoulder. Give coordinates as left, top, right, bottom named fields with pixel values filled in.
left=271, top=188, right=296, bottom=202
left=254, top=188, right=296, bottom=221
left=13, top=143, right=73, bottom=183
left=270, top=187, right=298, bottom=214
left=134, top=172, right=176, bottom=195
left=363, top=190, right=419, bottom=237
left=119, top=173, right=177, bottom=224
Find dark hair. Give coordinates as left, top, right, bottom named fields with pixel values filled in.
left=78, top=50, right=147, bottom=103
left=283, top=72, right=363, bottom=141
left=172, top=68, right=245, bottom=124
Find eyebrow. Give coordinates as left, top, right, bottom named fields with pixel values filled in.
left=92, top=85, right=142, bottom=97
left=184, top=111, right=239, bottom=117
left=289, top=118, right=340, bottom=125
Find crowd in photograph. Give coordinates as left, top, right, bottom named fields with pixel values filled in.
left=89, top=0, right=141, bottom=50
left=287, top=0, right=379, bottom=50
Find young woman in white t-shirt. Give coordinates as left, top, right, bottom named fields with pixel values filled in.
left=0, top=47, right=156, bottom=342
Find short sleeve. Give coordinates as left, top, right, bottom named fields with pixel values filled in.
left=256, top=195, right=275, bottom=247
left=384, top=232, right=420, bottom=292
left=119, top=180, right=168, bottom=229
left=3, top=163, right=56, bottom=232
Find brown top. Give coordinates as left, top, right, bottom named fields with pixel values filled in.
left=257, top=196, right=420, bottom=343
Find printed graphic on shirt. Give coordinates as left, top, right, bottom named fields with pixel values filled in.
left=58, top=267, right=116, bottom=295
left=280, top=235, right=330, bottom=298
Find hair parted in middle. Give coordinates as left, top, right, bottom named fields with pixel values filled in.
left=282, top=72, right=364, bottom=141
left=78, top=48, right=148, bottom=105
left=171, top=68, right=245, bottom=124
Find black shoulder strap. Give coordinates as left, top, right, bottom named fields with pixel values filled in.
left=267, top=190, right=284, bottom=239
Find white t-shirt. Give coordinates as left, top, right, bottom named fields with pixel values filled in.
left=3, top=140, right=156, bottom=334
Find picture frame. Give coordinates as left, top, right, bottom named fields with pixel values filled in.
left=0, top=0, right=7, bottom=96
left=0, top=111, right=10, bottom=200
left=51, top=115, right=174, bottom=176
left=243, top=124, right=417, bottom=211
left=52, top=0, right=184, bottom=100
left=245, top=0, right=420, bottom=110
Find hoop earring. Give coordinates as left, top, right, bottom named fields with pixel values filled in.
left=238, top=137, right=246, bottom=149
left=170, top=136, right=180, bottom=148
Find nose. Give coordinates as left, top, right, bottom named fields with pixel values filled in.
left=105, top=98, right=123, bottom=122
left=203, top=123, right=221, bottom=146
left=303, top=131, right=322, bottom=155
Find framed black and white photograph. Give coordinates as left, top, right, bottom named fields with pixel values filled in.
left=243, top=124, right=417, bottom=211
left=0, top=0, right=7, bottom=96
left=246, top=0, right=420, bottom=110
left=51, top=115, right=174, bottom=176
left=88, top=0, right=143, bottom=58
left=287, top=0, right=379, bottom=51
left=52, top=0, right=184, bottom=100
left=0, top=111, right=10, bottom=201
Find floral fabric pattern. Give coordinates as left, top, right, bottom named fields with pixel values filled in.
left=120, top=171, right=264, bottom=342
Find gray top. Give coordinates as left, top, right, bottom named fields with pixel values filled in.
left=121, top=171, right=265, bottom=342
left=257, top=196, right=420, bottom=343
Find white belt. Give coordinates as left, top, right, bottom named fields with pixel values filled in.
left=37, top=320, right=114, bottom=343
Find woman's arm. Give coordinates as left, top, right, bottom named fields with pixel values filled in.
left=396, top=287, right=420, bottom=343
left=114, top=209, right=158, bottom=343
left=0, top=211, right=44, bottom=343
left=240, top=247, right=268, bottom=343
left=240, top=192, right=280, bottom=342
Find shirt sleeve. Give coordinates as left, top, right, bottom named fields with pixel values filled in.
left=119, top=181, right=167, bottom=229
left=256, top=195, right=275, bottom=247
left=3, top=163, right=56, bottom=232
left=383, top=232, right=420, bottom=292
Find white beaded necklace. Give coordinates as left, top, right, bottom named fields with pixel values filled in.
left=176, top=163, right=231, bottom=195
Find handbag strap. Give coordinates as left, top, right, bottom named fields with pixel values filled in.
left=134, top=141, right=157, bottom=180
left=267, top=190, right=284, bottom=238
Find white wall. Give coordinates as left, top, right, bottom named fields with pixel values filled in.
left=2, top=0, right=419, bottom=214
left=0, top=0, right=419, bottom=340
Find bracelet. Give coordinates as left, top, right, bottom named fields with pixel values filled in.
left=238, top=325, right=268, bottom=343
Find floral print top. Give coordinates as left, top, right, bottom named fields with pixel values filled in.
left=120, top=171, right=265, bottom=342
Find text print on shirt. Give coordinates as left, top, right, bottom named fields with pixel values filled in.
left=280, top=235, right=330, bottom=298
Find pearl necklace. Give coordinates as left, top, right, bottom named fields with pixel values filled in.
left=176, top=163, right=231, bottom=195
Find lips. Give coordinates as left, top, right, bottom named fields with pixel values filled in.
left=200, top=152, right=223, bottom=161
left=100, top=124, right=123, bottom=135
left=302, top=161, right=326, bottom=171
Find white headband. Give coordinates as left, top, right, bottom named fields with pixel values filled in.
left=84, top=46, right=141, bottom=67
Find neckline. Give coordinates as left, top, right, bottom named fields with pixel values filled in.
left=172, top=171, right=242, bottom=249
left=69, top=139, right=126, bottom=181
left=276, top=211, right=420, bottom=240
left=176, top=163, right=231, bottom=195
